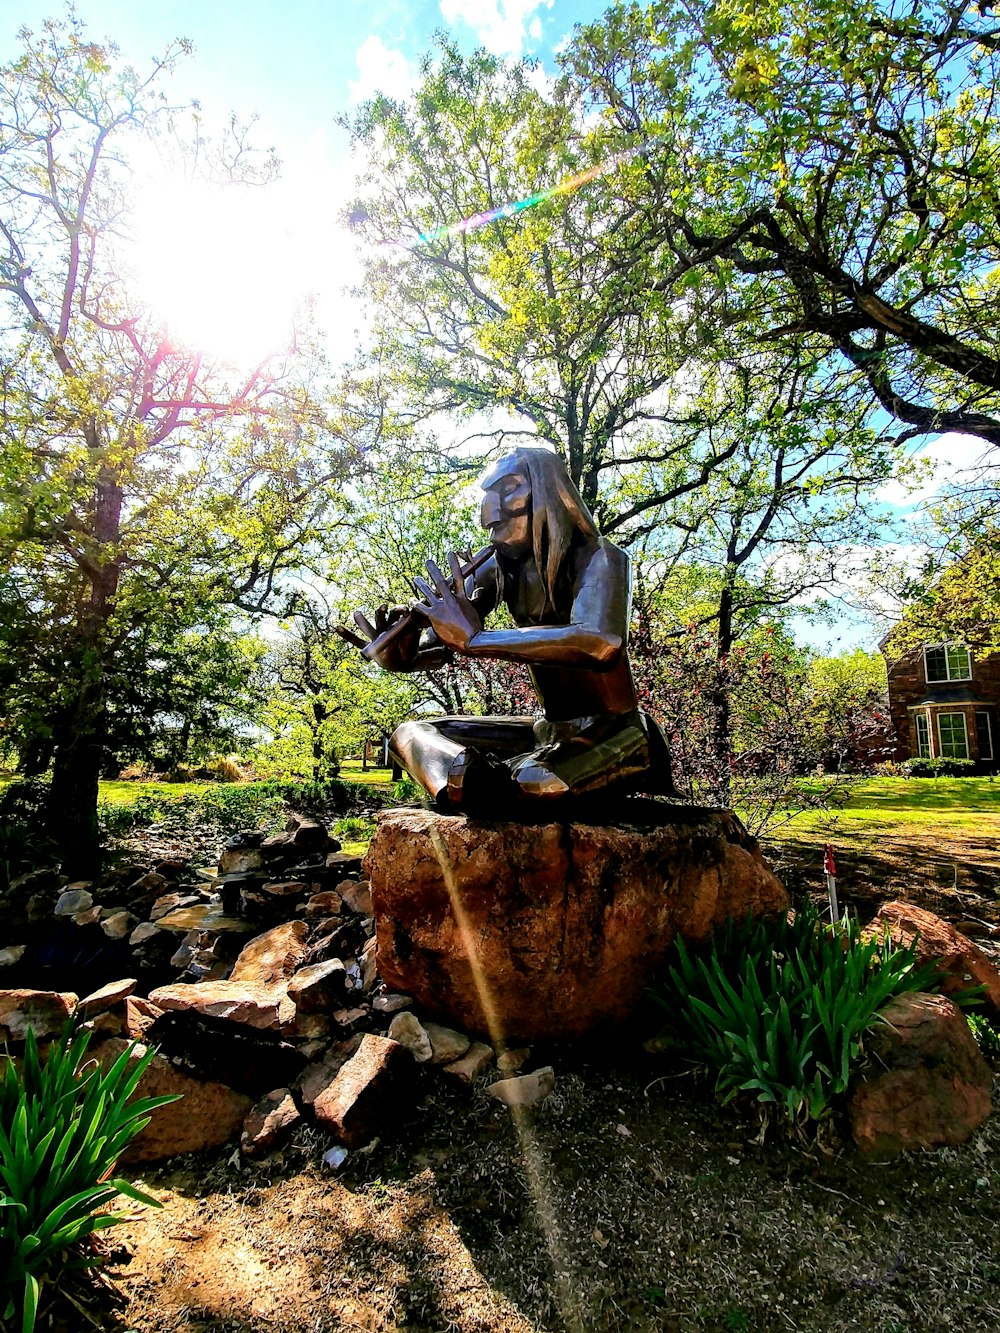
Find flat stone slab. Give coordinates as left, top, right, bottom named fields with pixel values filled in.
left=365, top=803, right=788, bottom=1040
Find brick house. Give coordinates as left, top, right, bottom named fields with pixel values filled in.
left=882, top=639, right=999, bottom=770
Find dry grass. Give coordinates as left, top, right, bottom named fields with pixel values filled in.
left=106, top=1049, right=1000, bottom=1333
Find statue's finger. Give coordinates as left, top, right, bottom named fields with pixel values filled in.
left=448, top=550, right=473, bottom=610
left=374, top=603, right=389, bottom=633
left=353, top=610, right=377, bottom=640
left=425, top=558, right=452, bottom=598
left=412, top=575, right=438, bottom=603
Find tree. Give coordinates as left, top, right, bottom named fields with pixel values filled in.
left=346, top=40, right=744, bottom=539
left=876, top=528, right=1000, bottom=657
left=0, top=18, right=351, bottom=871
left=570, top=0, right=1000, bottom=447
left=617, top=334, right=894, bottom=800
left=807, top=648, right=893, bottom=772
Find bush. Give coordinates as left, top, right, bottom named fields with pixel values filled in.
left=98, top=777, right=360, bottom=843
left=902, top=756, right=976, bottom=777
left=650, top=903, right=948, bottom=1131
left=391, top=775, right=424, bottom=805
left=0, top=781, right=57, bottom=893
left=0, top=1024, right=177, bottom=1331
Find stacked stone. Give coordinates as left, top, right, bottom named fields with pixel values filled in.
left=0, top=810, right=546, bottom=1166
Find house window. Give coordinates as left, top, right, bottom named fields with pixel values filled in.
left=937, top=712, right=970, bottom=759
left=924, top=643, right=972, bottom=683
left=915, top=712, right=931, bottom=758
left=976, top=712, right=994, bottom=761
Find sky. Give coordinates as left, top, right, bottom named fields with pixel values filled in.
left=3, top=2, right=978, bottom=655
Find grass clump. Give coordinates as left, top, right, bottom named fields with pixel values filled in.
left=651, top=902, right=948, bottom=1130
left=0, top=1025, right=177, bottom=1332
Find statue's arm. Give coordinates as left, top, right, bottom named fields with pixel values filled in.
left=462, top=544, right=628, bottom=670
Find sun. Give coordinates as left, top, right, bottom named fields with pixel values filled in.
left=126, top=167, right=363, bottom=369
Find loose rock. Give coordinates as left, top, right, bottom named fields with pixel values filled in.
left=866, top=902, right=1000, bottom=1019
left=241, top=1087, right=300, bottom=1157
left=312, top=1033, right=409, bottom=1147
left=0, top=989, right=77, bottom=1041
left=54, top=888, right=93, bottom=917
left=77, top=978, right=137, bottom=1019
left=388, top=1011, right=433, bottom=1062
left=849, top=992, right=992, bottom=1156
left=230, top=920, right=309, bottom=985
left=424, top=1022, right=471, bottom=1065
left=148, top=980, right=292, bottom=1031
left=90, top=1038, right=251, bottom=1162
left=287, top=959, right=347, bottom=1012
left=443, top=1041, right=494, bottom=1085
left=487, top=1066, right=555, bottom=1107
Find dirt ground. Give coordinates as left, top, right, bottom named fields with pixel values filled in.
left=37, top=817, right=1000, bottom=1333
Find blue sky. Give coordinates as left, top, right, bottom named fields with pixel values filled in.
left=4, top=1, right=600, bottom=145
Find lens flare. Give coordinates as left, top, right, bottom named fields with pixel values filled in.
left=428, top=824, right=585, bottom=1333
left=381, top=139, right=653, bottom=254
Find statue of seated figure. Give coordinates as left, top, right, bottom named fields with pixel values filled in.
left=352, top=447, right=674, bottom=809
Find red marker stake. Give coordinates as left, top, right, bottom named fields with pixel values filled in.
left=823, top=844, right=839, bottom=924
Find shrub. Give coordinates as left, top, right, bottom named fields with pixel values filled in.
left=0, top=1024, right=177, bottom=1331
left=0, top=781, right=57, bottom=893
left=97, top=777, right=360, bottom=843
left=902, top=756, right=976, bottom=778
left=650, top=903, right=948, bottom=1130
left=392, top=775, right=424, bottom=805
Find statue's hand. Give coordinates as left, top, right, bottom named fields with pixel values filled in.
left=353, top=603, right=423, bottom=671
left=412, top=552, right=483, bottom=652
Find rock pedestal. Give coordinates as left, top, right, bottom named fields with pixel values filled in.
left=365, top=803, right=788, bottom=1040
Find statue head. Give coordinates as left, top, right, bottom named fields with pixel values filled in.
left=479, top=447, right=600, bottom=615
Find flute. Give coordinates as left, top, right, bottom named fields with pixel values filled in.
left=336, top=544, right=494, bottom=660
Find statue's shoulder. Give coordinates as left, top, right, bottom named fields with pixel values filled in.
left=575, top=534, right=629, bottom=578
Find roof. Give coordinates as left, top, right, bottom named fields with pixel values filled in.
left=906, top=687, right=993, bottom=707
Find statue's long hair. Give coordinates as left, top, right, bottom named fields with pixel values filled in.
left=495, top=447, right=600, bottom=618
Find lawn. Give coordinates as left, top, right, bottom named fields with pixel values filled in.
left=763, top=774, right=1000, bottom=909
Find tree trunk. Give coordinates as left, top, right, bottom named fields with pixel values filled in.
left=711, top=571, right=736, bottom=808
left=47, top=467, right=122, bottom=877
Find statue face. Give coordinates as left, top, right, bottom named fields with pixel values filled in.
left=481, top=468, right=531, bottom=557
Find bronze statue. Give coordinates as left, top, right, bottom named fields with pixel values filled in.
left=347, top=447, right=673, bottom=809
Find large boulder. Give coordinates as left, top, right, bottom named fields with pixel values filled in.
left=365, top=803, right=787, bottom=1040
left=849, top=992, right=992, bottom=1156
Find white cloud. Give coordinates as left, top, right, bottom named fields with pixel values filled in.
left=349, top=36, right=418, bottom=105
left=876, top=432, right=992, bottom=509
left=439, top=0, right=553, bottom=58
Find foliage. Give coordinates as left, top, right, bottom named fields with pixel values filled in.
left=878, top=529, right=1000, bottom=657
left=391, top=775, right=424, bottom=805
left=572, top=0, right=1000, bottom=447
left=0, top=781, right=56, bottom=894
left=0, top=1024, right=176, bottom=1332
left=632, top=613, right=825, bottom=830
left=0, top=15, right=353, bottom=873
left=651, top=903, right=948, bottom=1130
left=347, top=40, right=756, bottom=540
left=902, top=755, right=977, bottom=778
left=806, top=649, right=894, bottom=772
left=968, top=1013, right=1000, bottom=1062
